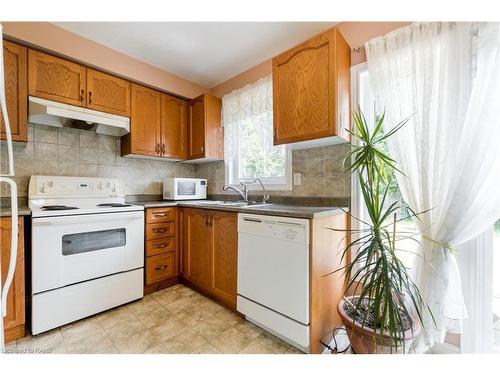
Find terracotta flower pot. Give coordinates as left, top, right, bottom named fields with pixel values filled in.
left=337, top=296, right=421, bottom=354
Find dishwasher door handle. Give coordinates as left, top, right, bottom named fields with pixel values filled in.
left=243, top=217, right=262, bottom=223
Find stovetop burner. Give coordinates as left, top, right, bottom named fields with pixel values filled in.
left=41, top=205, right=80, bottom=211
left=97, top=203, right=132, bottom=208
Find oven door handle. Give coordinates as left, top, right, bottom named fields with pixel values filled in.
left=33, top=212, right=144, bottom=226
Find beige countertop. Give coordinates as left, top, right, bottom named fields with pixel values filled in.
left=131, top=199, right=348, bottom=219
left=0, top=204, right=31, bottom=218
left=0, top=197, right=31, bottom=217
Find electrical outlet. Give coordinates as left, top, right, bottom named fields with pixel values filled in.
left=293, top=173, right=301, bottom=186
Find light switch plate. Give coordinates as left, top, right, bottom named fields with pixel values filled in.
left=293, top=173, right=301, bottom=186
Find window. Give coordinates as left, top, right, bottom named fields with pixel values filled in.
left=223, top=75, right=291, bottom=190
left=493, top=220, right=500, bottom=351
left=354, top=63, right=499, bottom=353
left=351, top=63, right=418, bottom=271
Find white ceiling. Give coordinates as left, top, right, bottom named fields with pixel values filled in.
left=53, top=22, right=337, bottom=88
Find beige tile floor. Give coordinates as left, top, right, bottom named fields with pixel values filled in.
left=5, top=284, right=303, bottom=354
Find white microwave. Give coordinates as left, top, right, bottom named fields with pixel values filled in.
left=163, top=177, right=207, bottom=200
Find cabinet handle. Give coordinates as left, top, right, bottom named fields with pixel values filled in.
left=162, top=144, right=166, bottom=155
left=155, top=265, right=168, bottom=271
left=155, top=144, right=160, bottom=154
left=153, top=228, right=168, bottom=233
left=80, top=89, right=84, bottom=103
left=154, top=213, right=168, bottom=217
left=88, top=91, right=92, bottom=105
left=154, top=243, right=168, bottom=249
left=205, top=213, right=212, bottom=226
left=201, top=146, right=204, bottom=154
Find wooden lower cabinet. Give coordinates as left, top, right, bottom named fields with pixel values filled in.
left=180, top=208, right=237, bottom=309
left=210, top=211, right=237, bottom=307
left=309, top=213, right=348, bottom=353
left=180, top=208, right=212, bottom=294
left=146, top=252, right=176, bottom=285
left=1, top=217, right=25, bottom=343
left=144, top=207, right=179, bottom=294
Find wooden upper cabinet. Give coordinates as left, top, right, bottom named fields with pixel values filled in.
left=188, top=95, right=205, bottom=159
left=28, top=49, right=86, bottom=107
left=187, top=93, right=223, bottom=161
left=210, top=211, right=237, bottom=308
left=181, top=208, right=212, bottom=292
left=121, top=84, right=161, bottom=157
left=272, top=27, right=351, bottom=146
left=1, top=217, right=25, bottom=343
left=1, top=41, right=27, bottom=142
left=86, top=68, right=131, bottom=116
left=161, top=93, right=187, bottom=159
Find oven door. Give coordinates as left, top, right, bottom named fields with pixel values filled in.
left=32, top=211, right=144, bottom=294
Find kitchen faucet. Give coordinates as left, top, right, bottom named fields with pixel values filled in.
left=253, top=178, right=269, bottom=204
left=222, top=179, right=269, bottom=204
left=222, top=182, right=248, bottom=202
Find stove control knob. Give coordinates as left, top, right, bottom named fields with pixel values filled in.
left=48, top=181, right=54, bottom=188
left=39, top=185, right=45, bottom=193
left=97, top=182, right=102, bottom=190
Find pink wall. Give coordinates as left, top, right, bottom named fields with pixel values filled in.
left=211, top=21, right=411, bottom=98
left=2, top=22, right=208, bottom=99
left=211, top=59, right=272, bottom=99
left=2, top=21, right=412, bottom=100
left=336, top=21, right=411, bottom=65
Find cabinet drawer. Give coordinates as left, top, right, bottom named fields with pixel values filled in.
left=146, top=253, right=175, bottom=285
left=146, top=222, right=175, bottom=240
left=146, top=207, right=176, bottom=224
left=146, top=237, right=175, bottom=257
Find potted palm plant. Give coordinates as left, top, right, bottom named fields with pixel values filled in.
left=335, top=110, right=433, bottom=354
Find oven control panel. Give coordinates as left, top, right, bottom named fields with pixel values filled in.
left=29, top=176, right=124, bottom=198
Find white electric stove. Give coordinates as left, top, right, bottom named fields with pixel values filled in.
left=29, top=175, right=145, bottom=335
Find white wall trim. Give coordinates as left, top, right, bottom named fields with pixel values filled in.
left=458, top=230, right=494, bottom=353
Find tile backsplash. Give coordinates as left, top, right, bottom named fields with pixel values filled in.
left=1, top=124, right=195, bottom=197
left=1, top=124, right=350, bottom=199
left=195, top=144, right=351, bottom=198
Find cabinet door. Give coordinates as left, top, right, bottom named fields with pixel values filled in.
left=181, top=208, right=212, bottom=292
left=86, top=68, right=131, bottom=116
left=272, top=28, right=349, bottom=145
left=161, top=93, right=187, bottom=160
left=187, top=95, right=205, bottom=159
left=127, top=84, right=161, bottom=157
left=146, top=252, right=176, bottom=285
left=210, top=211, right=237, bottom=308
left=28, top=49, right=86, bottom=107
left=1, top=41, right=27, bottom=142
left=204, top=94, right=223, bottom=160
left=1, top=217, right=25, bottom=343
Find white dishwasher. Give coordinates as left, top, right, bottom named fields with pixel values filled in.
left=237, top=213, right=310, bottom=352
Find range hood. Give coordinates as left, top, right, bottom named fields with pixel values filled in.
left=28, top=96, right=130, bottom=136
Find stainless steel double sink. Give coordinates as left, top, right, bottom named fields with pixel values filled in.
left=187, top=200, right=271, bottom=208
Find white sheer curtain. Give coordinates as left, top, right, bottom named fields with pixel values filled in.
left=365, top=22, right=500, bottom=352
left=223, top=75, right=287, bottom=186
